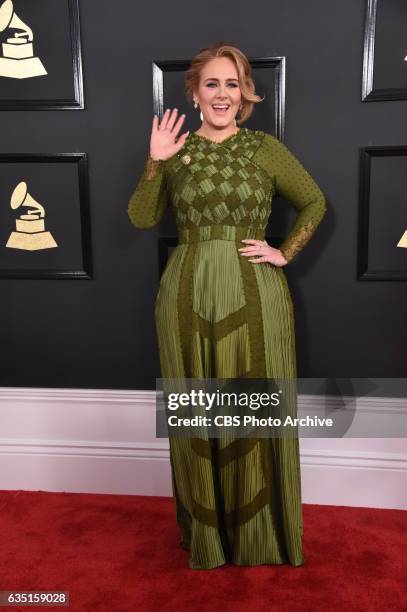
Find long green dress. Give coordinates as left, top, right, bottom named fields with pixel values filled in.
left=128, top=127, right=326, bottom=569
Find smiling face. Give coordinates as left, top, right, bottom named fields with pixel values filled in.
left=194, top=57, right=242, bottom=130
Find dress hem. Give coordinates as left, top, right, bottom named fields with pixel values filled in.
left=181, top=541, right=305, bottom=570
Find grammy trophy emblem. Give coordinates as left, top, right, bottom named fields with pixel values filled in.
left=397, top=230, right=407, bottom=249
left=6, top=181, right=57, bottom=251
left=0, top=0, right=47, bottom=79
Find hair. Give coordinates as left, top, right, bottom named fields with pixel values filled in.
left=185, top=41, right=265, bottom=125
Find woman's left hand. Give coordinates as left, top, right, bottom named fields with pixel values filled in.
left=238, top=239, right=288, bottom=267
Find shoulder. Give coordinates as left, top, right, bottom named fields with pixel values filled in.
left=243, top=128, right=284, bottom=151
left=242, top=128, right=290, bottom=162
left=243, top=127, right=272, bottom=139
left=243, top=127, right=268, bottom=141
left=240, top=128, right=275, bottom=158
left=250, top=130, right=301, bottom=164
left=255, top=129, right=284, bottom=148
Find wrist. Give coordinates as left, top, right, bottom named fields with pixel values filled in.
left=278, top=249, right=288, bottom=265
left=149, top=152, right=164, bottom=162
left=145, top=155, right=163, bottom=180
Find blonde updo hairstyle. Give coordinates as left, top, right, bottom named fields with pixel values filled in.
left=185, top=41, right=264, bottom=125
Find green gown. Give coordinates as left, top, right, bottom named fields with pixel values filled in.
left=128, top=127, right=326, bottom=569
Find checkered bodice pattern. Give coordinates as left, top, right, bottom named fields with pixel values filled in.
left=166, top=128, right=274, bottom=231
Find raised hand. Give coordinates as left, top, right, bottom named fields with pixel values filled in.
left=150, top=109, right=189, bottom=161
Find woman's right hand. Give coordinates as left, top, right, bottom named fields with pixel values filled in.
left=150, top=108, right=189, bottom=161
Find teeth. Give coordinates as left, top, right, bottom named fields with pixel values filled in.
left=213, top=105, right=229, bottom=109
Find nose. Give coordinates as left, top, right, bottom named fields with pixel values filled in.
left=216, top=83, right=229, bottom=98
left=216, top=86, right=229, bottom=102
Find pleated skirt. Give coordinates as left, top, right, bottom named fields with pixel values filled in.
left=155, top=236, right=304, bottom=569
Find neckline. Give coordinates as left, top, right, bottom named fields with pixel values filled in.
left=190, top=127, right=245, bottom=145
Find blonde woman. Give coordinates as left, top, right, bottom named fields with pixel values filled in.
left=128, top=42, right=326, bottom=569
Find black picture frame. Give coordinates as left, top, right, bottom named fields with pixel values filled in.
left=362, top=0, right=407, bottom=102
left=0, top=152, right=92, bottom=279
left=358, top=145, right=407, bottom=280
left=0, top=0, right=84, bottom=110
left=152, top=56, right=286, bottom=141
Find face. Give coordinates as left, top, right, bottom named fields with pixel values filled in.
left=194, top=57, right=242, bottom=129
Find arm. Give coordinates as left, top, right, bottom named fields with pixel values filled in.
left=127, top=155, right=169, bottom=229
left=262, top=134, right=327, bottom=264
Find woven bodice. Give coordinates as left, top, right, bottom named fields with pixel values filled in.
left=128, top=126, right=327, bottom=263
left=165, top=127, right=274, bottom=232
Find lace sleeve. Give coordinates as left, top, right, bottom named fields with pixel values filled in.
left=260, top=134, right=327, bottom=264
left=127, top=155, right=168, bottom=228
left=279, top=219, right=318, bottom=264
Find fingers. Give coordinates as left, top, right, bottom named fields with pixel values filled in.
left=239, top=249, right=262, bottom=256
left=166, top=108, right=179, bottom=131
left=172, top=113, right=186, bottom=136
left=175, top=130, right=190, bottom=151
left=164, top=109, right=186, bottom=137
left=159, top=108, right=183, bottom=131
left=238, top=245, right=261, bottom=252
left=239, top=239, right=264, bottom=251
left=240, top=239, right=265, bottom=246
left=247, top=256, right=268, bottom=264
left=159, top=108, right=171, bottom=130
left=178, top=129, right=190, bottom=143
left=238, top=240, right=276, bottom=264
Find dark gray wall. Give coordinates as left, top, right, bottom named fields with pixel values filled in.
left=1, top=0, right=406, bottom=389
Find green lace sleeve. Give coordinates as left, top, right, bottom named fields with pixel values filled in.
left=259, top=133, right=327, bottom=264
left=127, top=155, right=168, bottom=228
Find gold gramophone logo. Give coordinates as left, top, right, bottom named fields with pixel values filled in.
left=397, top=229, right=407, bottom=248
left=0, top=0, right=47, bottom=79
left=6, top=181, right=57, bottom=250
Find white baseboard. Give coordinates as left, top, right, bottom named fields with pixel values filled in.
left=0, top=388, right=406, bottom=509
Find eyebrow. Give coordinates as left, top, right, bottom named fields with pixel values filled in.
left=203, top=77, right=239, bottom=82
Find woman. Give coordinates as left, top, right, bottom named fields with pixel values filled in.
left=128, top=42, right=326, bottom=569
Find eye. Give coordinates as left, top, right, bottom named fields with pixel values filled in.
left=206, top=82, right=239, bottom=88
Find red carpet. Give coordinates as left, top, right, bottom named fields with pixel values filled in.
left=0, top=490, right=405, bottom=611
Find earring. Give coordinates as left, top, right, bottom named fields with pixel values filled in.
left=194, top=99, right=203, bottom=121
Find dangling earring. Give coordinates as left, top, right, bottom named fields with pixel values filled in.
left=194, top=99, right=203, bottom=122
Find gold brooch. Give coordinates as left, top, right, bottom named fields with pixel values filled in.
left=180, top=154, right=191, bottom=165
